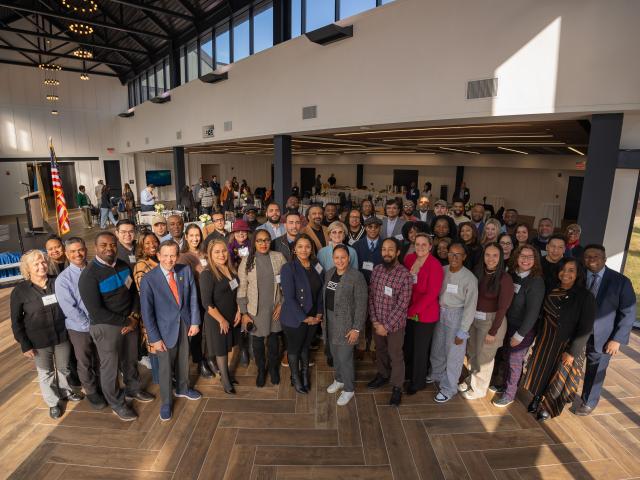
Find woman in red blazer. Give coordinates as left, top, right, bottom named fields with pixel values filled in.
left=403, top=233, right=444, bottom=395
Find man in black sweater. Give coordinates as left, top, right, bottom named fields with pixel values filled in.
left=79, top=232, right=154, bottom=421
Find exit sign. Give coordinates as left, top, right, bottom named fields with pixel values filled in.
left=202, top=125, right=215, bottom=138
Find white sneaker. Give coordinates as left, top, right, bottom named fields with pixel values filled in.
left=426, top=376, right=436, bottom=384
left=138, top=356, right=152, bottom=370
left=457, top=382, right=469, bottom=392
left=327, top=380, right=344, bottom=394
left=434, top=391, right=451, bottom=403
left=337, top=391, right=355, bottom=406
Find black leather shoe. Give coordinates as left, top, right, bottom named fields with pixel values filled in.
left=269, top=366, right=280, bottom=385
left=87, top=393, right=107, bottom=410
left=206, top=359, right=220, bottom=375
left=537, top=409, right=550, bottom=422
left=223, top=385, right=236, bottom=395
left=49, top=405, right=62, bottom=419
left=572, top=404, right=593, bottom=416
left=126, top=391, right=155, bottom=403
left=290, top=375, right=308, bottom=394
left=66, top=392, right=84, bottom=402
left=390, top=387, right=402, bottom=407
left=527, top=395, right=541, bottom=413
left=256, top=369, right=266, bottom=388
left=405, top=384, right=422, bottom=396
left=367, top=374, right=389, bottom=390
left=112, top=405, right=137, bottom=421
left=199, top=360, right=214, bottom=378
left=229, top=375, right=239, bottom=385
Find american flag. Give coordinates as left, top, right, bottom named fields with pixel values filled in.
left=49, top=140, right=70, bottom=235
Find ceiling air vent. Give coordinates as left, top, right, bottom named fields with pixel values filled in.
left=126, top=141, right=130, bottom=148
left=176, top=131, right=182, bottom=140
left=466, top=78, right=498, bottom=99
left=302, top=105, right=317, bottom=120
left=145, top=137, right=149, bottom=145
left=224, top=121, right=232, bottom=132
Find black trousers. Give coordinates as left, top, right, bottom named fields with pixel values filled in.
left=157, top=321, right=190, bottom=406
left=283, top=324, right=319, bottom=357
left=404, top=321, right=436, bottom=390
left=67, top=329, right=100, bottom=395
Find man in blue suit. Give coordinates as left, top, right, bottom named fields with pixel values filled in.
left=140, top=240, right=202, bottom=421
left=574, top=244, right=637, bottom=416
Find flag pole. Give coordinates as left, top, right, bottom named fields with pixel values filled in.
left=49, top=138, right=61, bottom=237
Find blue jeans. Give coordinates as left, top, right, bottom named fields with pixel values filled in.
left=100, top=208, right=116, bottom=228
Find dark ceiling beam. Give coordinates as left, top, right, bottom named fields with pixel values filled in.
left=0, top=57, right=119, bottom=77
left=0, top=34, right=40, bottom=64
left=107, top=0, right=194, bottom=21
left=0, top=44, right=132, bottom=67
left=140, top=10, right=174, bottom=36
left=0, top=25, right=148, bottom=55
left=0, top=2, right=171, bottom=40
left=173, top=0, right=199, bottom=18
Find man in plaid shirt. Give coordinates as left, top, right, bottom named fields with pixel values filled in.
left=366, top=237, right=413, bottom=406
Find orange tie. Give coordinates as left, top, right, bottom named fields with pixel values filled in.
left=168, top=271, right=180, bottom=305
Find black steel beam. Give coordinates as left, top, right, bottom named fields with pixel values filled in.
left=618, top=150, right=640, bottom=169
left=0, top=58, right=119, bottom=77
left=0, top=2, right=170, bottom=40
left=0, top=25, right=148, bottom=55
left=108, top=0, right=194, bottom=21
left=274, top=135, right=292, bottom=208
left=173, top=147, right=186, bottom=203
left=0, top=44, right=132, bottom=67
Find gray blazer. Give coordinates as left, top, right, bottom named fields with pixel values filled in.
left=380, top=217, right=406, bottom=240
left=322, top=266, right=368, bottom=345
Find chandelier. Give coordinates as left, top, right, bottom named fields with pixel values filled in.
left=43, top=78, right=60, bottom=86
left=73, top=48, right=93, bottom=59
left=51, top=110, right=60, bottom=116
left=61, top=0, right=98, bottom=14
left=80, top=73, right=90, bottom=80
left=39, top=63, right=62, bottom=71
left=69, top=23, right=94, bottom=35
left=46, top=94, right=60, bottom=102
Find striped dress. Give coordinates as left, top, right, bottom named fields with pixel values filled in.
left=523, top=289, right=585, bottom=418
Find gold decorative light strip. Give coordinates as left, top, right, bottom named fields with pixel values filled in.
left=69, top=23, right=94, bottom=35
left=61, top=0, right=98, bottom=14
left=39, top=63, right=62, bottom=71
left=73, top=48, right=93, bottom=59
left=51, top=110, right=60, bottom=116
left=80, top=73, right=90, bottom=81
left=46, top=94, right=60, bottom=102
left=43, top=79, right=60, bottom=86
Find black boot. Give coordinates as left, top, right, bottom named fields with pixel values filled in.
left=528, top=395, right=541, bottom=413
left=267, top=334, right=281, bottom=385
left=199, top=360, right=214, bottom=378
left=206, top=358, right=220, bottom=376
left=240, top=333, right=250, bottom=367
left=252, top=336, right=267, bottom=388
left=300, top=351, right=311, bottom=391
left=288, top=354, right=307, bottom=394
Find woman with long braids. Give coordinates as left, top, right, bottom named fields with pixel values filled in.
left=237, top=230, right=288, bottom=387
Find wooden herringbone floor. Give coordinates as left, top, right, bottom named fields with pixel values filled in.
left=1, top=211, right=640, bottom=479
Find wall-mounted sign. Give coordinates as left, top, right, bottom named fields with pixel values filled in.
left=202, top=125, right=215, bottom=138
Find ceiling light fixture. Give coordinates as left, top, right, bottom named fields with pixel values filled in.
left=498, top=146, right=529, bottom=155
left=39, top=63, right=62, bottom=71
left=383, top=134, right=554, bottom=142
left=439, top=147, right=480, bottom=154
left=567, top=146, right=585, bottom=156
left=80, top=73, right=90, bottom=80
left=69, top=23, right=94, bottom=35
left=61, top=0, right=98, bottom=14
left=50, top=110, right=59, bottom=116
left=46, top=94, right=60, bottom=101
left=43, top=78, right=60, bottom=86
left=73, top=48, right=93, bottom=59
left=333, top=123, right=533, bottom=136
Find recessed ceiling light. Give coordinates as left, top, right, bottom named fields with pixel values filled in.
left=567, top=146, right=585, bottom=156
left=498, top=146, right=529, bottom=154
left=439, top=147, right=480, bottom=154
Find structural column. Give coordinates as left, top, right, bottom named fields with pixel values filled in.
left=173, top=146, right=186, bottom=205
left=274, top=135, right=292, bottom=208
left=356, top=164, right=364, bottom=189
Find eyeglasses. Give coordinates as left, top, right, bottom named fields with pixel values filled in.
left=519, top=255, right=535, bottom=261
left=255, top=239, right=270, bottom=244
left=447, top=252, right=464, bottom=258
left=499, top=241, right=512, bottom=247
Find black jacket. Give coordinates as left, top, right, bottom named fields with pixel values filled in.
left=507, top=273, right=545, bottom=338
left=271, top=234, right=295, bottom=262
left=10, top=277, right=68, bottom=352
left=546, top=286, right=596, bottom=357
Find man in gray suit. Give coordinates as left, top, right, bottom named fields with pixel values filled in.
left=380, top=199, right=406, bottom=241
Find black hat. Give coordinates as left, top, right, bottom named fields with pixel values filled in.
left=364, top=216, right=382, bottom=226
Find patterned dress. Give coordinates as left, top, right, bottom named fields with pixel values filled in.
left=523, top=289, right=585, bottom=417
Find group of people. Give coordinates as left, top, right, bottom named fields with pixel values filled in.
left=10, top=192, right=636, bottom=424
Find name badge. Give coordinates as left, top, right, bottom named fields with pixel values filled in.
left=475, top=311, right=487, bottom=321
left=395, top=234, right=404, bottom=241
left=514, top=284, right=521, bottom=294
left=200, top=258, right=208, bottom=267
left=315, top=263, right=323, bottom=274
left=348, top=238, right=355, bottom=246
left=42, top=294, right=58, bottom=306
left=128, top=255, right=136, bottom=264
left=327, top=280, right=338, bottom=291
left=384, top=286, right=393, bottom=297
left=238, top=247, right=249, bottom=257
left=540, top=251, right=547, bottom=257
left=412, top=274, right=418, bottom=285
left=446, top=283, right=458, bottom=294
left=362, top=261, right=374, bottom=271
left=124, top=275, right=133, bottom=289
left=229, top=278, right=239, bottom=290
left=275, top=274, right=281, bottom=284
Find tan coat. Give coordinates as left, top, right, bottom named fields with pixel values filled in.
left=303, top=225, right=329, bottom=253
left=237, top=251, right=287, bottom=317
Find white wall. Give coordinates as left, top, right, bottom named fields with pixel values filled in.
left=116, top=0, right=640, bottom=153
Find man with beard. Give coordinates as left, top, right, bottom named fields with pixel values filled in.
left=361, top=199, right=376, bottom=222
left=366, top=238, right=413, bottom=407
left=450, top=199, right=470, bottom=226
left=323, top=203, right=339, bottom=227
left=416, top=195, right=434, bottom=224
left=272, top=211, right=301, bottom=261
left=470, top=204, right=486, bottom=237
left=152, top=215, right=171, bottom=243
left=433, top=199, right=448, bottom=217
left=167, top=215, right=185, bottom=250
left=257, top=202, right=285, bottom=239
left=501, top=209, right=519, bottom=235
left=243, top=205, right=262, bottom=232
left=532, top=217, right=555, bottom=254
left=79, top=232, right=155, bottom=421
left=303, top=204, right=329, bottom=252
left=202, top=211, right=228, bottom=252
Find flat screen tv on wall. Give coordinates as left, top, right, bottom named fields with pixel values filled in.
left=145, top=170, right=172, bottom=187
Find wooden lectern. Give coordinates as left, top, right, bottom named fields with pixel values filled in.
left=20, top=192, right=44, bottom=234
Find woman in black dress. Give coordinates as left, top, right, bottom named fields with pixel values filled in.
left=523, top=258, right=596, bottom=420
left=200, top=239, right=242, bottom=394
